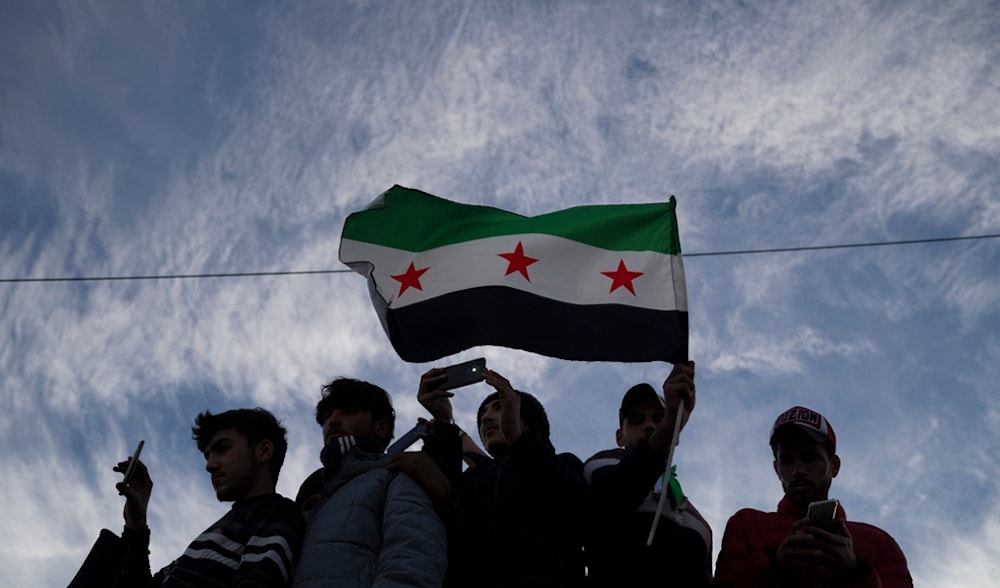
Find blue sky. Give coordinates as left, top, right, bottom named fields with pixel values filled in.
left=1, top=1, right=998, bottom=585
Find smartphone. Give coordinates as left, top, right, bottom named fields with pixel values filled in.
left=807, top=498, right=839, bottom=530
left=386, top=421, right=430, bottom=456
left=439, top=357, right=486, bottom=390
left=122, top=440, right=145, bottom=485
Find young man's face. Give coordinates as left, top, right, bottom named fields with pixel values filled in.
left=616, top=400, right=665, bottom=451
left=772, top=439, right=841, bottom=506
left=477, top=399, right=527, bottom=456
left=203, top=428, right=268, bottom=502
left=321, top=406, right=389, bottom=446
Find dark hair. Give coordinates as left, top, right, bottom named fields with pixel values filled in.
left=192, top=407, right=288, bottom=482
left=315, top=378, right=396, bottom=446
left=477, top=390, right=554, bottom=451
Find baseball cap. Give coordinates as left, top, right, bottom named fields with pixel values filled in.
left=618, top=383, right=664, bottom=423
left=769, top=406, right=836, bottom=452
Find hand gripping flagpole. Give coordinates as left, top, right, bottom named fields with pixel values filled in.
left=646, top=398, right=685, bottom=546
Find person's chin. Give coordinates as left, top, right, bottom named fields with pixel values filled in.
left=483, top=433, right=507, bottom=455
left=214, top=487, right=235, bottom=501
left=787, top=486, right=818, bottom=505
left=212, top=479, right=238, bottom=502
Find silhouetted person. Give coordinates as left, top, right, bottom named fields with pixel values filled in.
left=114, top=408, right=305, bottom=587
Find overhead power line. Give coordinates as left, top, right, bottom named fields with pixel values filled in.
left=683, top=233, right=1000, bottom=257
left=1, top=233, right=997, bottom=284
left=1, top=269, right=342, bottom=284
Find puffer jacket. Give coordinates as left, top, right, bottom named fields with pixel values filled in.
left=713, top=497, right=912, bottom=587
left=292, top=445, right=447, bottom=588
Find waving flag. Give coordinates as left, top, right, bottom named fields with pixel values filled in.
left=339, top=185, right=688, bottom=363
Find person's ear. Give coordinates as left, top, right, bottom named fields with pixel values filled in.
left=373, top=418, right=391, bottom=442
left=831, top=454, right=841, bottom=478
left=772, top=458, right=780, bottom=480
left=256, top=439, right=274, bottom=464
left=615, top=428, right=625, bottom=447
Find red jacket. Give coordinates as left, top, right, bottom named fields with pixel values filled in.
left=713, top=497, right=912, bottom=587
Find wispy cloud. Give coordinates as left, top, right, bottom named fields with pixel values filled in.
left=1, top=0, right=997, bottom=584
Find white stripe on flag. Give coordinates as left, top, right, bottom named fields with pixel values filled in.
left=342, top=234, right=686, bottom=311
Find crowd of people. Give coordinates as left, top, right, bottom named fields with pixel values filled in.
left=72, top=359, right=914, bottom=587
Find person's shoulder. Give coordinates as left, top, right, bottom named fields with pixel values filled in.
left=584, top=447, right=627, bottom=464
left=383, top=469, right=440, bottom=510
left=233, top=493, right=305, bottom=536
left=724, top=507, right=774, bottom=526
left=845, top=519, right=903, bottom=544
left=272, top=492, right=301, bottom=509
left=669, top=497, right=713, bottom=545
left=297, top=467, right=323, bottom=489
left=557, top=450, right=585, bottom=468
left=254, top=492, right=304, bottom=519
left=295, top=468, right=324, bottom=511
left=678, top=496, right=706, bottom=518
left=582, top=447, right=626, bottom=481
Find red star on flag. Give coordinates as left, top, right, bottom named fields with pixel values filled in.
left=391, top=262, right=430, bottom=297
left=601, top=259, right=644, bottom=295
left=497, top=241, right=539, bottom=281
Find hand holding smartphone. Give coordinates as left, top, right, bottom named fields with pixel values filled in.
left=438, top=358, right=486, bottom=391
left=116, top=440, right=151, bottom=530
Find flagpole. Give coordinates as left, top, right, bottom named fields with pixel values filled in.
left=646, top=400, right=685, bottom=546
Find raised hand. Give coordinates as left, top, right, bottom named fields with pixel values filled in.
left=483, top=368, right=522, bottom=445
left=113, top=457, right=153, bottom=530
left=649, top=361, right=696, bottom=453
left=417, top=367, right=455, bottom=422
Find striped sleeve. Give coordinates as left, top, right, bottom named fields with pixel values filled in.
left=162, top=494, right=305, bottom=588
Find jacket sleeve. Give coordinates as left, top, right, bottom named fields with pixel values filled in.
left=585, top=442, right=670, bottom=513
left=420, top=421, right=464, bottom=493
left=232, top=499, right=307, bottom=588
left=838, top=526, right=913, bottom=588
left=374, top=473, right=449, bottom=588
left=116, top=526, right=158, bottom=588
left=411, top=421, right=468, bottom=587
left=871, top=533, right=914, bottom=588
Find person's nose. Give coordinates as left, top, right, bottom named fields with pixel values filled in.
left=205, top=454, right=220, bottom=473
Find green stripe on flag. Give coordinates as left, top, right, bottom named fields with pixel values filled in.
left=341, top=185, right=682, bottom=255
